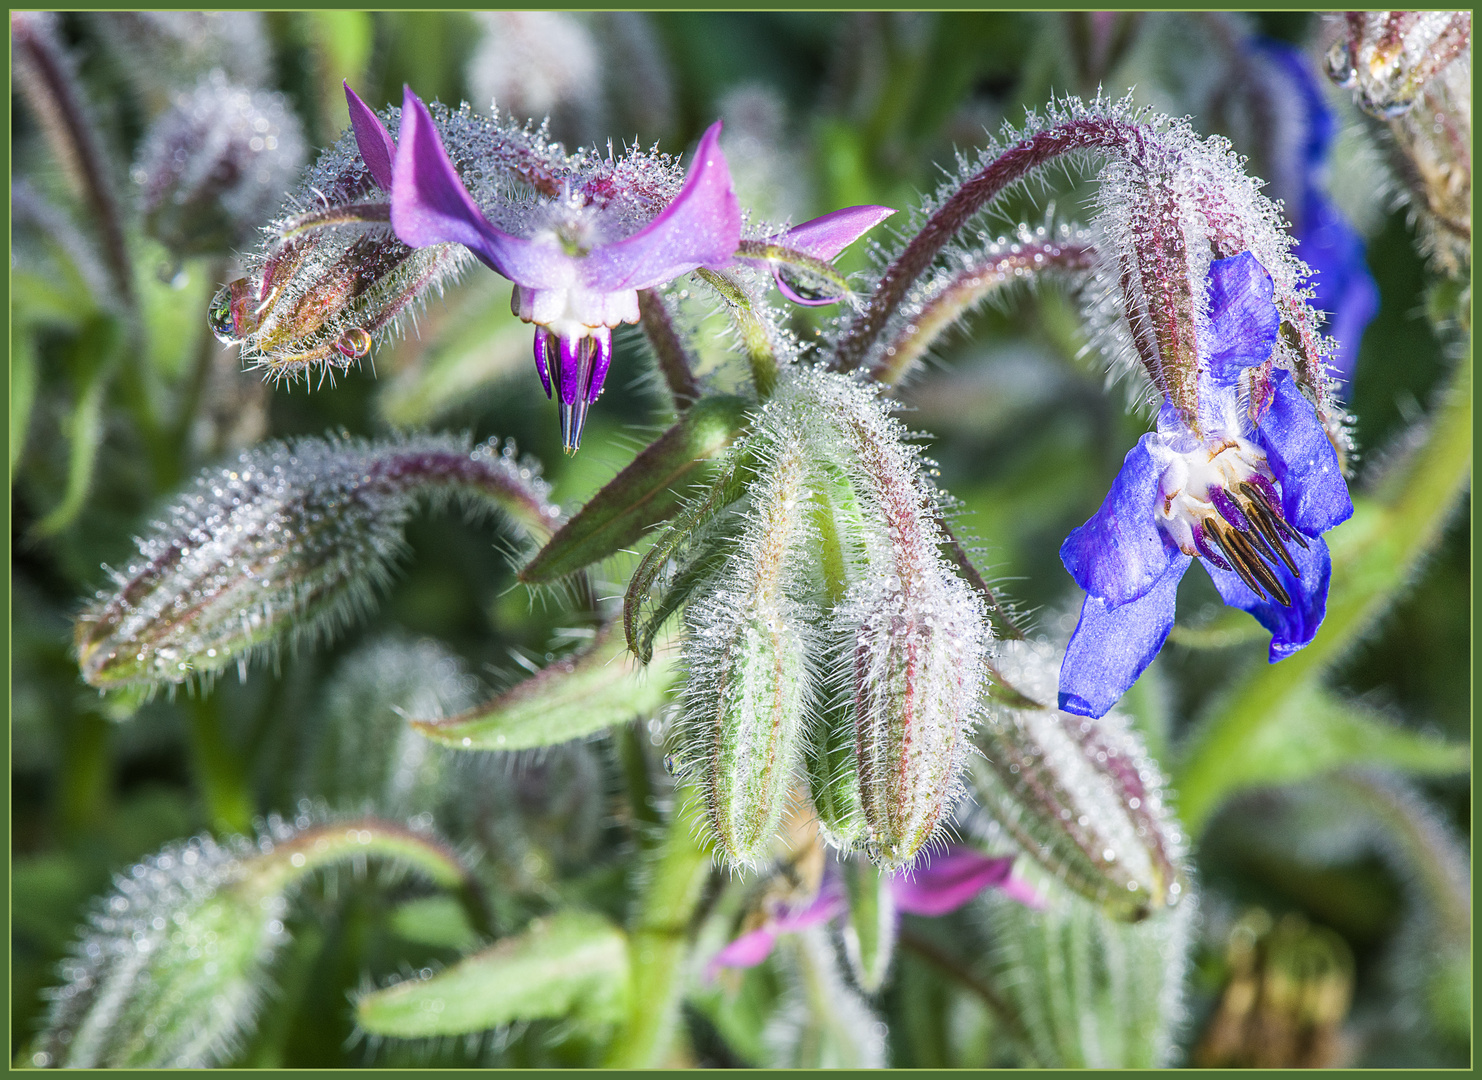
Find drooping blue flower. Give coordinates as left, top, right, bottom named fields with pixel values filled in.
left=1254, top=38, right=1379, bottom=393
left=1058, top=252, right=1354, bottom=719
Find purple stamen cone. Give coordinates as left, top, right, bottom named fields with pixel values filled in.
left=532, top=327, right=553, bottom=399
left=586, top=329, right=613, bottom=405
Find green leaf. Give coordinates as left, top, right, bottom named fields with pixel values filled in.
left=389, top=896, right=481, bottom=952
left=356, top=910, right=628, bottom=1038
left=519, top=394, right=751, bottom=583
left=1176, top=347, right=1472, bottom=834
left=411, top=621, right=679, bottom=750
left=32, top=316, right=121, bottom=537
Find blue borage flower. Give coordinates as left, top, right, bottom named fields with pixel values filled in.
left=1058, top=253, right=1354, bottom=719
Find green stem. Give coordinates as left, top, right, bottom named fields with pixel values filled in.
left=1176, top=346, right=1472, bottom=834
left=184, top=693, right=255, bottom=835
left=603, top=791, right=714, bottom=1067
left=696, top=268, right=780, bottom=399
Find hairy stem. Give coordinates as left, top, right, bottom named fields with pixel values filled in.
left=638, top=288, right=701, bottom=409
left=833, top=116, right=1137, bottom=373
left=868, top=239, right=1096, bottom=386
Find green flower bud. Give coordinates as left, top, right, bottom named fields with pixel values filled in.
left=676, top=436, right=816, bottom=867
left=76, top=434, right=559, bottom=689
left=969, top=639, right=1187, bottom=921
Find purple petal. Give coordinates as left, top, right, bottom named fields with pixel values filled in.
left=1204, top=534, right=1331, bottom=661
left=1203, top=252, right=1280, bottom=387
left=706, top=926, right=780, bottom=978
left=581, top=121, right=742, bottom=292
left=1251, top=369, right=1353, bottom=536
left=998, top=875, right=1047, bottom=910
left=1059, top=553, right=1189, bottom=718
left=345, top=82, right=397, bottom=191
left=769, top=205, right=896, bottom=261
left=391, top=89, right=575, bottom=289
left=890, top=846, right=1016, bottom=916
left=1060, top=434, right=1180, bottom=608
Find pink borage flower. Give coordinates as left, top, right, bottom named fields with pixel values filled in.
left=345, top=84, right=892, bottom=451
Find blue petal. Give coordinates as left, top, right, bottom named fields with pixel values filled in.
left=1059, top=554, right=1189, bottom=719
left=1253, top=38, right=1335, bottom=170
left=1204, top=252, right=1280, bottom=388
left=1204, top=535, right=1331, bottom=661
left=1060, top=435, right=1180, bottom=608
left=1298, top=194, right=1378, bottom=391
left=1252, top=369, right=1353, bottom=536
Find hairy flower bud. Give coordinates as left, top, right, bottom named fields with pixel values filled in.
left=808, top=371, right=989, bottom=870
left=675, top=436, right=816, bottom=867
left=1327, top=13, right=1472, bottom=276
left=969, top=639, right=1187, bottom=921
left=208, top=106, right=471, bottom=380
left=1325, top=12, right=1470, bottom=120
left=134, top=71, right=305, bottom=259
left=76, top=434, right=559, bottom=689
left=30, top=814, right=471, bottom=1069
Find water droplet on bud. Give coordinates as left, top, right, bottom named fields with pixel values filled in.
left=333, top=327, right=372, bottom=359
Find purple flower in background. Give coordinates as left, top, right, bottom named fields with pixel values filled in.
left=1058, top=253, right=1354, bottom=720
left=705, top=845, right=1037, bottom=980
left=345, top=85, right=893, bottom=452
left=1254, top=38, right=1379, bottom=392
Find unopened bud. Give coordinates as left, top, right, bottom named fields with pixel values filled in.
left=76, top=434, right=559, bottom=689
left=969, top=639, right=1186, bottom=921
left=209, top=106, right=470, bottom=380
left=675, top=437, right=815, bottom=867
left=134, top=71, right=305, bottom=258
left=1325, top=12, right=1470, bottom=119
left=31, top=815, right=470, bottom=1069
left=813, top=372, right=988, bottom=870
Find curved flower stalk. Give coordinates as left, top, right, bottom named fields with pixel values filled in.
left=75, top=434, right=560, bottom=689
left=832, top=94, right=1336, bottom=425
left=347, top=85, right=892, bottom=449
left=30, top=813, right=475, bottom=1069
left=1058, top=254, right=1353, bottom=718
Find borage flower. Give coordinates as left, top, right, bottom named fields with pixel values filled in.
left=706, top=845, right=1039, bottom=981
left=1058, top=253, right=1353, bottom=719
left=346, top=85, right=891, bottom=451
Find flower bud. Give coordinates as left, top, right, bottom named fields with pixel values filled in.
left=969, top=639, right=1186, bottom=921
left=1325, top=12, right=1470, bottom=120
left=675, top=436, right=816, bottom=867
left=76, top=434, right=559, bottom=689
left=134, top=71, right=305, bottom=259
left=30, top=814, right=471, bottom=1069
left=301, top=635, right=477, bottom=817
left=208, top=106, right=471, bottom=380
left=812, top=372, right=988, bottom=870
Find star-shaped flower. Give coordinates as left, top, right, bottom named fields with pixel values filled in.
left=1058, top=252, right=1354, bottom=719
